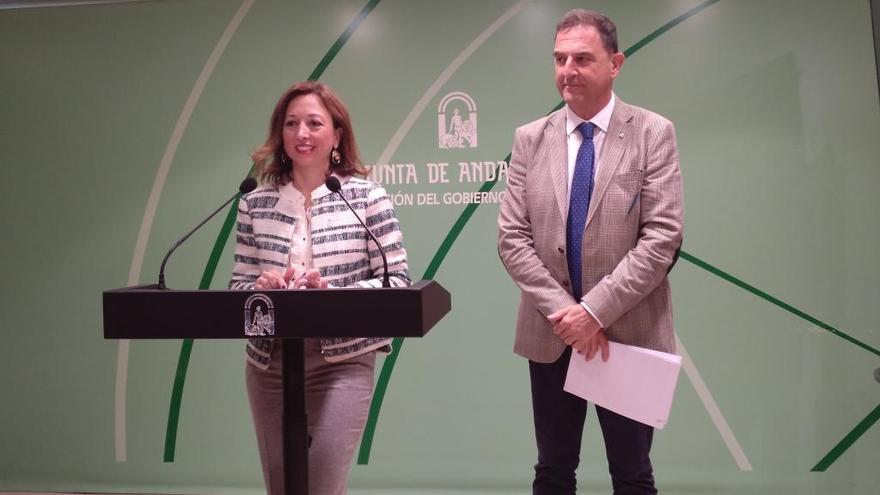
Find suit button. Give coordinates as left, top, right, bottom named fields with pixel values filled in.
left=557, top=247, right=564, bottom=253
left=562, top=280, right=570, bottom=287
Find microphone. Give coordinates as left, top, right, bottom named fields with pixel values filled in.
left=325, top=176, right=390, bottom=288
left=157, top=177, right=258, bottom=289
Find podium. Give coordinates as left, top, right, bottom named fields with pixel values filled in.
left=103, top=280, right=451, bottom=495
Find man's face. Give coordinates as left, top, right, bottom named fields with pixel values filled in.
left=554, top=25, right=623, bottom=115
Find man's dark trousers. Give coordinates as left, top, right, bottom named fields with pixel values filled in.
left=529, top=346, right=657, bottom=495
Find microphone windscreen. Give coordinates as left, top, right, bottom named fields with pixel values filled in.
left=239, top=177, right=258, bottom=194
left=325, top=176, right=342, bottom=192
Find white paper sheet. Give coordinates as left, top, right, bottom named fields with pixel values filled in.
left=563, top=341, right=682, bottom=429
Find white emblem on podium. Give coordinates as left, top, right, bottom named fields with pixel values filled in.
left=244, top=293, right=275, bottom=336
left=438, top=91, right=478, bottom=149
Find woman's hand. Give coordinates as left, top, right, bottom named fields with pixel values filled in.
left=292, top=268, right=328, bottom=289
left=254, top=268, right=295, bottom=290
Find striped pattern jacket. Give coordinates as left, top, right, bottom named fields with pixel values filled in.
left=229, top=175, right=411, bottom=368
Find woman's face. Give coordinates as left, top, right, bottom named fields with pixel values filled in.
left=282, top=93, right=341, bottom=173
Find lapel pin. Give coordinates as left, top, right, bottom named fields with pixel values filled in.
left=618, top=131, right=625, bottom=138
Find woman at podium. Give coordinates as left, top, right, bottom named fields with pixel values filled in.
left=229, top=81, right=411, bottom=495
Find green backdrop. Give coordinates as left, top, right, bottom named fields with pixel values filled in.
left=1, top=0, right=878, bottom=493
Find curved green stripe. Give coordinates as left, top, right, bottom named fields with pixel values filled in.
left=163, top=0, right=382, bottom=462
left=163, top=339, right=193, bottom=462
left=423, top=168, right=507, bottom=279
left=679, top=251, right=880, bottom=358
left=624, top=0, right=722, bottom=57
left=358, top=160, right=507, bottom=463
left=811, top=403, right=880, bottom=471
left=680, top=250, right=880, bottom=471
left=163, top=196, right=240, bottom=460
left=309, top=0, right=380, bottom=81
left=357, top=0, right=724, bottom=464
left=356, top=336, right=404, bottom=463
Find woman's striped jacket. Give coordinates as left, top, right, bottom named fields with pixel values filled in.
left=229, top=175, right=411, bottom=368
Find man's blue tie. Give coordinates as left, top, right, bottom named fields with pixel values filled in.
left=566, top=121, right=595, bottom=300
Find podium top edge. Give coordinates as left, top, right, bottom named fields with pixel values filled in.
left=104, top=279, right=442, bottom=294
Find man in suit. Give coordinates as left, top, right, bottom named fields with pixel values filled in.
left=497, top=9, right=683, bottom=495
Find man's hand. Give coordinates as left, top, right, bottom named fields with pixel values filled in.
left=576, top=329, right=610, bottom=362
left=548, top=303, right=601, bottom=348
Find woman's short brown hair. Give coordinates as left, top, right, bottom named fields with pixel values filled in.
left=252, top=81, right=368, bottom=185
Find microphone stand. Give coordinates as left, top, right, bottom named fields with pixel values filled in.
left=157, top=177, right=257, bottom=289
left=325, top=177, right=391, bottom=288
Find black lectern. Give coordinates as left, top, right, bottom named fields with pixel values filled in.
left=103, top=280, right=451, bottom=495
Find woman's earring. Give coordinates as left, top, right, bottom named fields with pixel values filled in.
left=280, top=151, right=290, bottom=166
left=330, top=147, right=342, bottom=168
